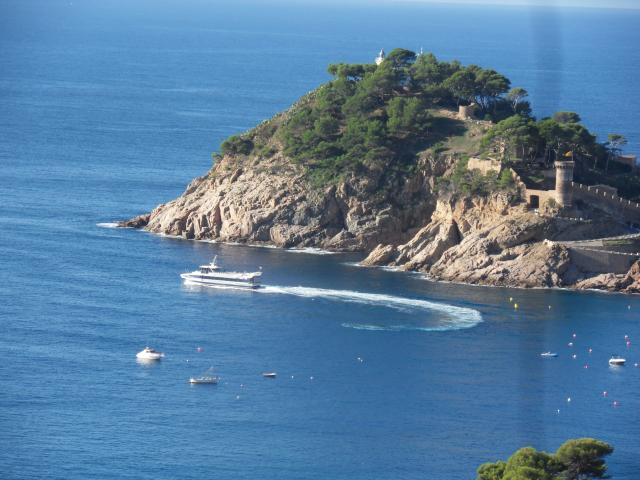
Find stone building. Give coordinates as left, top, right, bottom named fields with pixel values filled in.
left=554, top=160, right=574, bottom=207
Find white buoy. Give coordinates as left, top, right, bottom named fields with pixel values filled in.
left=567, top=397, right=572, bottom=403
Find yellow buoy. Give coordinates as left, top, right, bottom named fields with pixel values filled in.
left=514, top=303, right=519, bottom=309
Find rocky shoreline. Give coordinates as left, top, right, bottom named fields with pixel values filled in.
left=120, top=147, right=640, bottom=294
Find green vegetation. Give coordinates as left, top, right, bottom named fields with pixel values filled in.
left=268, top=49, right=517, bottom=185
left=477, top=438, right=613, bottom=480
left=481, top=112, right=597, bottom=166
left=221, top=135, right=254, bottom=156
left=214, top=48, right=634, bottom=196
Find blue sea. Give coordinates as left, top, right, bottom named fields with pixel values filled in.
left=1, top=1, right=639, bottom=478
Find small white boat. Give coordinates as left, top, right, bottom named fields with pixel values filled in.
left=262, top=372, right=277, bottom=378
left=189, top=376, right=219, bottom=385
left=609, top=356, right=626, bottom=366
left=189, top=367, right=219, bottom=385
left=181, top=256, right=262, bottom=289
left=540, top=352, right=558, bottom=358
left=136, top=347, right=164, bottom=360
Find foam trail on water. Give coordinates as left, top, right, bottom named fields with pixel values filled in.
left=96, top=222, right=120, bottom=228
left=285, top=247, right=337, bottom=255
left=261, top=285, right=482, bottom=331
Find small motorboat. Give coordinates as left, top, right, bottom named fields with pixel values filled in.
left=609, top=356, right=626, bottom=366
left=189, top=367, right=219, bottom=385
left=540, top=352, right=558, bottom=358
left=262, top=372, right=277, bottom=378
left=189, top=376, right=219, bottom=385
left=136, top=347, right=164, bottom=360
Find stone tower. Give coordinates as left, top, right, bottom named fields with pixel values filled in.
left=375, top=49, right=385, bottom=65
left=554, top=160, right=575, bottom=208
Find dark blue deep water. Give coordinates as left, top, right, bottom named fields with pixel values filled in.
left=1, top=1, right=639, bottom=478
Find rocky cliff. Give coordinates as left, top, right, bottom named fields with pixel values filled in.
left=122, top=145, right=448, bottom=252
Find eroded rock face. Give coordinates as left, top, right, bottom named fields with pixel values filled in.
left=122, top=151, right=449, bottom=252
left=575, top=261, right=640, bottom=293
left=362, top=195, right=571, bottom=288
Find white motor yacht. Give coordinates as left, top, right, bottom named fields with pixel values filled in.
left=136, top=347, right=164, bottom=360
left=609, top=356, right=626, bottom=366
left=540, top=352, right=558, bottom=358
left=180, top=256, right=262, bottom=289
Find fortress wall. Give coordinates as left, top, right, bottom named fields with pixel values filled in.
left=571, top=182, right=640, bottom=224
left=525, top=189, right=556, bottom=207
left=568, top=247, right=637, bottom=274
left=509, top=168, right=528, bottom=199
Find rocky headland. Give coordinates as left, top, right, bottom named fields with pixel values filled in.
left=121, top=49, right=640, bottom=293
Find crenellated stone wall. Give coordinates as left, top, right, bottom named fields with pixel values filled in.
left=571, top=182, right=640, bottom=224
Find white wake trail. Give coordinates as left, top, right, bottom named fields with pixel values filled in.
left=260, top=285, right=483, bottom=331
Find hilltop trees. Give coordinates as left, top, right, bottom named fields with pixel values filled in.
left=482, top=111, right=597, bottom=168
left=216, top=47, right=626, bottom=190
left=507, top=87, right=529, bottom=113
left=477, top=438, right=613, bottom=480
left=605, top=133, right=628, bottom=173
left=278, top=48, right=524, bottom=184
left=482, top=115, right=539, bottom=163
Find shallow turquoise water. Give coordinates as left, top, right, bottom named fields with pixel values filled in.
left=1, top=1, right=639, bottom=478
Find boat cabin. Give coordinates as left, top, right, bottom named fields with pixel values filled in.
left=199, top=265, right=220, bottom=274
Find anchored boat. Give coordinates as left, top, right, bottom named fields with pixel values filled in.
left=609, top=355, right=626, bottom=366
left=540, top=352, right=558, bottom=358
left=189, top=367, right=219, bottom=385
left=180, top=256, right=262, bottom=289
left=136, top=347, right=164, bottom=360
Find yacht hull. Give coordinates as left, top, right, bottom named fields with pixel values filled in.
left=181, top=273, right=261, bottom=289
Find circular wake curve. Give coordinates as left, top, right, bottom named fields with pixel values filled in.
left=261, top=285, right=483, bottom=332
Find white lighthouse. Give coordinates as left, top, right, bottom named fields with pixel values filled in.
left=375, top=49, right=385, bottom=65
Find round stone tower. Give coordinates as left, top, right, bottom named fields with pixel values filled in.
left=554, top=160, right=575, bottom=208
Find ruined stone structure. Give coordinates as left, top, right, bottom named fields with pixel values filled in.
left=467, top=157, right=500, bottom=176
left=614, top=154, right=638, bottom=172
left=458, top=103, right=477, bottom=120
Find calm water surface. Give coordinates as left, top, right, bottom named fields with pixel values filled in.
left=1, top=1, right=639, bottom=478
